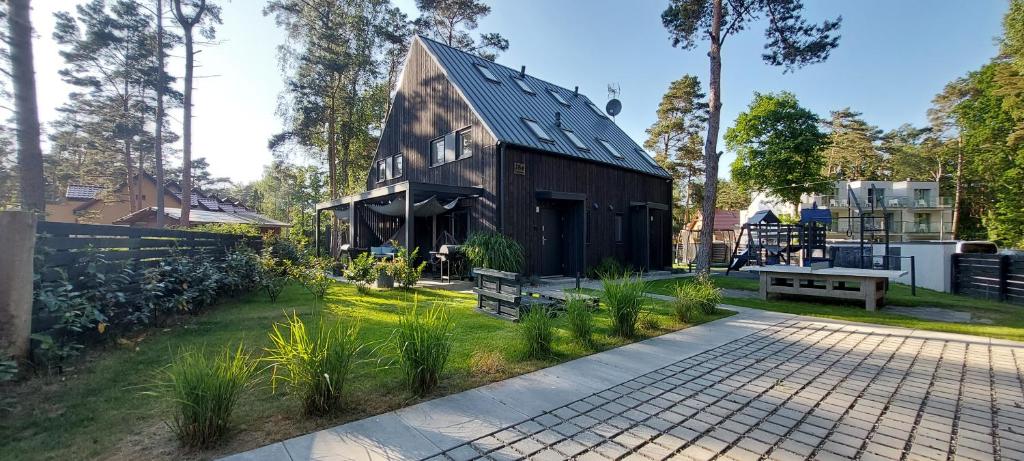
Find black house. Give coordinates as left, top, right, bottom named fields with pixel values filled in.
left=316, top=36, right=673, bottom=276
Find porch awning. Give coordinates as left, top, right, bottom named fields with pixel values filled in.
left=367, top=195, right=462, bottom=218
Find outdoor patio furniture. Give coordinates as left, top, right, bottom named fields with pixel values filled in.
left=472, top=268, right=553, bottom=321
left=370, top=245, right=396, bottom=260
left=741, top=265, right=907, bottom=310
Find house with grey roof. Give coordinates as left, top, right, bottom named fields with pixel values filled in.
left=316, top=36, right=672, bottom=275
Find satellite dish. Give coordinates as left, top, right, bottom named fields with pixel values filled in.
left=605, top=99, right=622, bottom=117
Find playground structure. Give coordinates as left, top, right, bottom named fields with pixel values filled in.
left=729, top=184, right=896, bottom=274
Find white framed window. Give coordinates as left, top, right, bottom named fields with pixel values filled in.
left=457, top=128, right=472, bottom=159
left=523, top=118, right=553, bottom=143
left=430, top=137, right=445, bottom=166
left=376, top=160, right=387, bottom=182
left=393, top=154, right=404, bottom=178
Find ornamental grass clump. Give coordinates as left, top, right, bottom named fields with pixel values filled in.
left=462, top=232, right=524, bottom=273
left=518, top=306, right=555, bottom=359
left=602, top=275, right=648, bottom=338
left=394, top=305, right=455, bottom=396
left=152, top=344, right=257, bottom=448
left=673, top=276, right=723, bottom=323
left=563, top=296, right=593, bottom=347
left=264, top=313, right=360, bottom=416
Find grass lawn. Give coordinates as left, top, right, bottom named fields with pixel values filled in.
left=646, top=274, right=1024, bottom=342
left=0, top=281, right=730, bottom=461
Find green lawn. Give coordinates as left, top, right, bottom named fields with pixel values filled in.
left=0, top=281, right=730, bottom=461
left=646, top=274, right=1024, bottom=342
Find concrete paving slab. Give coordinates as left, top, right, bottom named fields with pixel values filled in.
left=394, top=389, right=528, bottom=452
left=220, top=442, right=292, bottom=461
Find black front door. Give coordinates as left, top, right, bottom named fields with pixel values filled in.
left=540, top=207, right=564, bottom=276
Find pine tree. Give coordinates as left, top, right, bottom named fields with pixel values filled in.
left=413, top=0, right=508, bottom=61
left=823, top=108, right=884, bottom=180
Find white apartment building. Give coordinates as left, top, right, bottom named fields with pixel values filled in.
left=742, top=180, right=954, bottom=241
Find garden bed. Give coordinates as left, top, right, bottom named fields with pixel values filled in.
left=0, top=280, right=730, bottom=461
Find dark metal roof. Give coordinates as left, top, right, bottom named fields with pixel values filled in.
left=417, top=36, right=671, bottom=179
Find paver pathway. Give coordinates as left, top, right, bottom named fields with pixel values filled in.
left=224, top=307, right=1024, bottom=461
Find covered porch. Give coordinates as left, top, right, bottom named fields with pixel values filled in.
left=314, top=181, right=484, bottom=260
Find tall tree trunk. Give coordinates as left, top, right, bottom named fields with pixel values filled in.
left=155, top=0, right=166, bottom=227
left=179, top=25, right=195, bottom=226
left=124, top=137, right=136, bottom=211
left=7, top=0, right=45, bottom=216
left=951, top=140, right=964, bottom=239
left=695, top=0, right=723, bottom=274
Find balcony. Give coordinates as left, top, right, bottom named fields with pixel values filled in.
left=826, top=217, right=951, bottom=235
left=811, top=195, right=951, bottom=209
left=901, top=221, right=952, bottom=234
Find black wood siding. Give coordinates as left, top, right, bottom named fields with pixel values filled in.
left=502, top=146, right=673, bottom=275
left=369, top=40, right=498, bottom=234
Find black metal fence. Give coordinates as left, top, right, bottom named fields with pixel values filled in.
left=951, top=253, right=1024, bottom=304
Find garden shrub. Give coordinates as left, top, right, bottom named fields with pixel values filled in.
left=394, top=305, right=454, bottom=396
left=258, top=250, right=290, bottom=302
left=265, top=313, right=360, bottom=416
left=189, top=223, right=261, bottom=236
left=462, top=232, right=524, bottom=273
left=292, top=257, right=334, bottom=306
left=344, top=252, right=378, bottom=290
left=265, top=234, right=304, bottom=263
left=151, top=344, right=258, bottom=448
left=518, top=306, right=555, bottom=359
left=674, top=276, right=723, bottom=320
left=563, top=296, right=593, bottom=347
left=391, top=247, right=427, bottom=289
left=602, top=275, right=648, bottom=338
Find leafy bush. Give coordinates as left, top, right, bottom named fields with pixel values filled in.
left=602, top=275, right=648, bottom=338
left=391, top=246, right=427, bottom=289
left=190, top=223, right=261, bottom=236
left=586, top=257, right=632, bottom=279
left=265, top=234, right=304, bottom=263
left=344, top=252, right=378, bottom=290
left=674, top=276, right=723, bottom=321
left=265, top=313, right=360, bottom=416
left=563, top=296, right=593, bottom=347
left=518, top=306, right=555, bottom=359
left=258, top=251, right=290, bottom=303
left=462, top=232, right=524, bottom=273
left=151, top=344, right=258, bottom=448
left=393, top=306, right=454, bottom=396
left=292, top=257, right=334, bottom=306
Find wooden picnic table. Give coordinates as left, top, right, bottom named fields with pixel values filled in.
left=741, top=265, right=907, bottom=311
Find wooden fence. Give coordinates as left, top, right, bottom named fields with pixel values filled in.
left=35, top=221, right=261, bottom=282
left=951, top=253, right=1024, bottom=305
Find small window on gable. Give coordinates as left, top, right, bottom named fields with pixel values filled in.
left=523, top=118, right=553, bottom=143
left=637, top=148, right=659, bottom=167
left=598, top=139, right=623, bottom=159
left=588, top=101, right=606, bottom=118
left=474, top=63, right=499, bottom=83
left=548, top=88, right=570, bottom=107
left=513, top=77, right=535, bottom=94
left=431, top=137, right=445, bottom=166
left=393, top=154, right=404, bottom=178
left=377, top=159, right=387, bottom=182
left=457, top=128, right=472, bottom=159
left=561, top=128, right=589, bottom=151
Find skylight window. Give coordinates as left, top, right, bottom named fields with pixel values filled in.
left=588, top=101, right=606, bottom=118
left=548, top=88, right=570, bottom=106
left=474, top=63, right=499, bottom=83
left=561, top=128, right=589, bottom=151
left=637, top=148, right=661, bottom=168
left=598, top=139, right=623, bottom=159
left=523, top=118, right=553, bottom=142
left=513, top=77, right=535, bottom=94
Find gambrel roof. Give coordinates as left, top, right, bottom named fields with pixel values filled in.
left=416, top=35, right=671, bottom=179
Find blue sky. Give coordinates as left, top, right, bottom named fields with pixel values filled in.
left=32, top=0, right=1009, bottom=183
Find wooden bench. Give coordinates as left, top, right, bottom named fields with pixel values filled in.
left=473, top=268, right=553, bottom=321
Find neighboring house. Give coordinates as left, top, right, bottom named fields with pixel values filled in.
left=316, top=35, right=673, bottom=276
left=741, top=180, right=954, bottom=241
left=46, top=173, right=288, bottom=233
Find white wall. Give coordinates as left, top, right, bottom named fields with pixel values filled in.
left=831, top=241, right=957, bottom=292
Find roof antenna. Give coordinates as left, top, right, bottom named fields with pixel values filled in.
left=520, top=65, right=526, bottom=78
left=574, top=86, right=579, bottom=97
left=555, top=111, right=562, bottom=127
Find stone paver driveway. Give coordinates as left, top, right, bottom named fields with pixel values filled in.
left=225, top=307, right=1024, bottom=461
